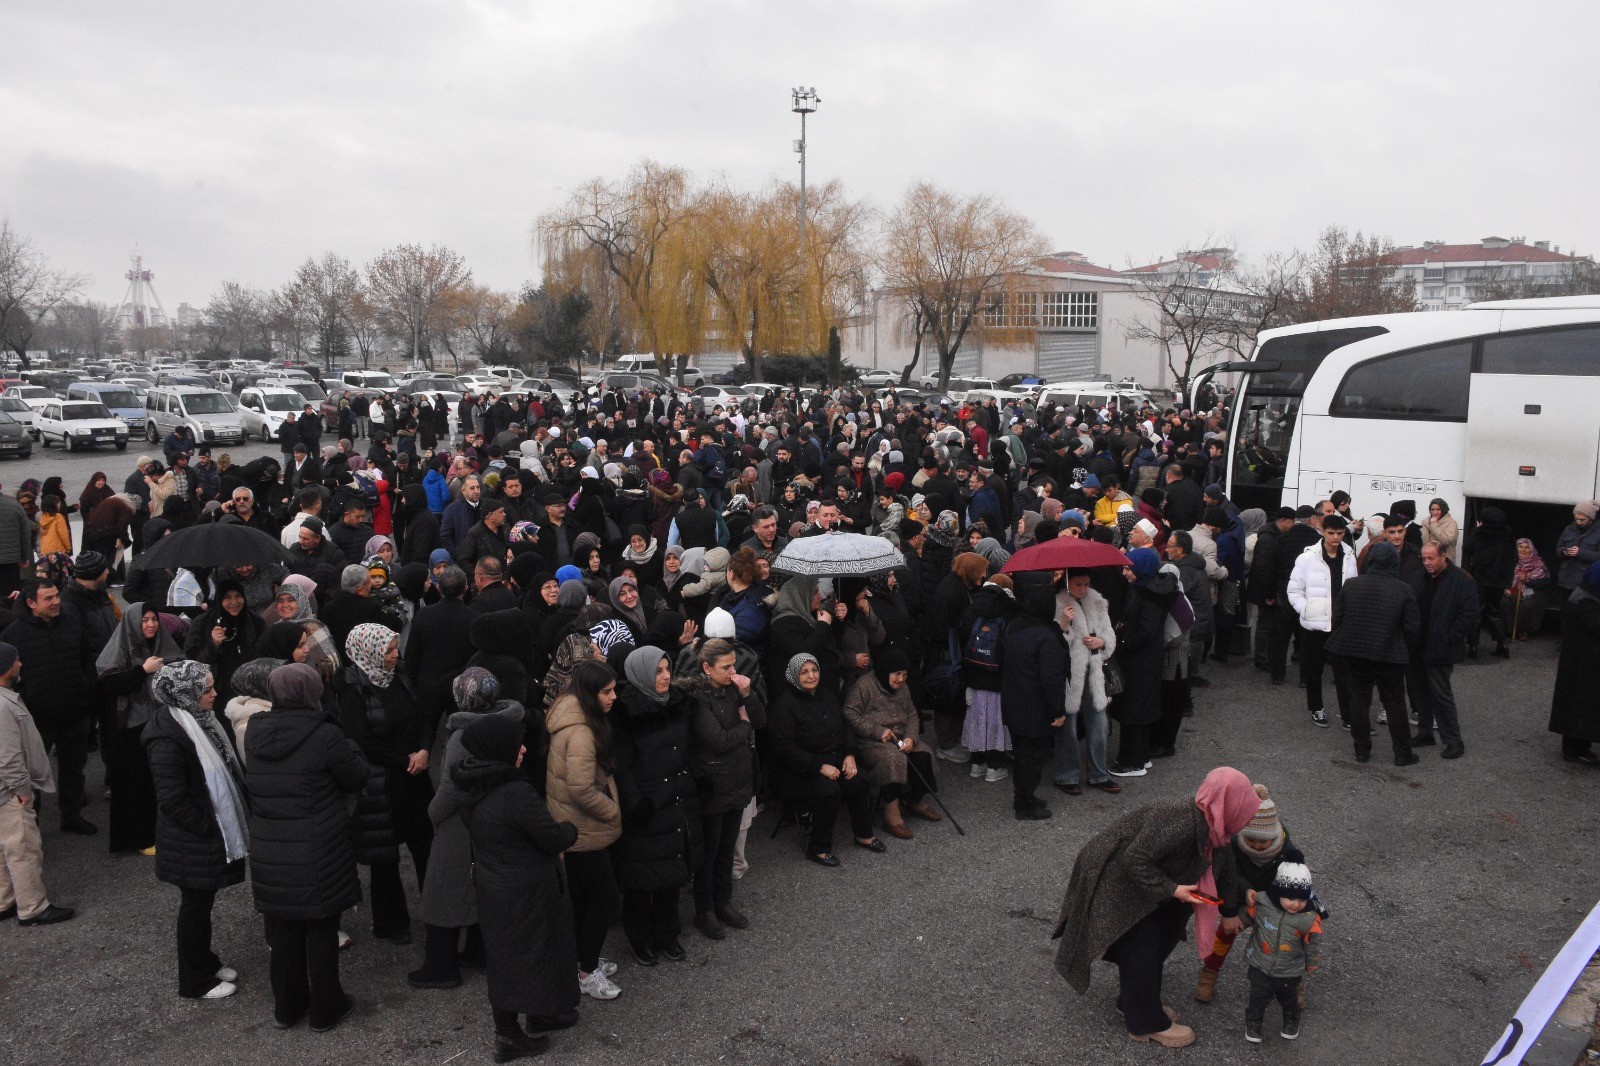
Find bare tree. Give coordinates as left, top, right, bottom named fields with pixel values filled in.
left=1126, top=245, right=1252, bottom=397
left=205, top=281, right=268, bottom=358
left=346, top=290, right=384, bottom=369
left=1219, top=251, right=1307, bottom=360
left=878, top=183, right=1047, bottom=389
left=285, top=254, right=361, bottom=369
left=1470, top=259, right=1600, bottom=302
left=46, top=300, right=119, bottom=357
left=1295, top=226, right=1418, bottom=321
left=366, top=244, right=471, bottom=370
left=0, top=220, right=86, bottom=368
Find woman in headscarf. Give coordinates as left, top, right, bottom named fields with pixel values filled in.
left=763, top=577, right=843, bottom=698
left=1421, top=497, right=1459, bottom=555
left=224, top=657, right=283, bottom=759
left=1108, top=548, right=1176, bottom=778
left=144, top=660, right=249, bottom=1001
left=340, top=622, right=433, bottom=946
left=398, top=484, right=442, bottom=567
left=246, top=663, right=369, bottom=1032
left=541, top=605, right=616, bottom=713
left=656, top=544, right=689, bottom=613
left=264, top=578, right=340, bottom=680
left=184, top=579, right=266, bottom=705
left=545, top=659, right=624, bottom=1000
left=364, top=534, right=397, bottom=567
left=768, top=652, right=881, bottom=866
left=468, top=609, right=533, bottom=709
left=79, top=471, right=115, bottom=517
left=1507, top=537, right=1552, bottom=639
left=411, top=668, right=519, bottom=991
left=1051, top=766, right=1262, bottom=1049
left=1011, top=510, right=1045, bottom=554
left=96, top=603, right=186, bottom=854
left=535, top=579, right=587, bottom=675
left=83, top=491, right=137, bottom=576
left=608, top=575, right=650, bottom=643
left=612, top=645, right=699, bottom=967
left=520, top=571, right=560, bottom=624
left=833, top=579, right=887, bottom=696
left=842, top=646, right=937, bottom=841
left=453, top=713, right=580, bottom=1059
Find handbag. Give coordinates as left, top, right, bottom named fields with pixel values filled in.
left=1101, top=655, right=1126, bottom=697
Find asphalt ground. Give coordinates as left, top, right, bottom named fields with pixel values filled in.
left=3, top=619, right=1595, bottom=1066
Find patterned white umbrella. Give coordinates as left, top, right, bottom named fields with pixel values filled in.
left=771, top=530, right=905, bottom=578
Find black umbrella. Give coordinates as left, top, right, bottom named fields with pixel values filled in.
left=129, top=520, right=292, bottom=571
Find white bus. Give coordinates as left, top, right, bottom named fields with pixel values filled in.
left=1211, top=295, right=1600, bottom=556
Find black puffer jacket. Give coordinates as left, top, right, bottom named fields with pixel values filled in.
left=611, top=684, right=701, bottom=892
left=767, top=682, right=852, bottom=801
left=999, top=595, right=1069, bottom=740
left=245, top=705, right=370, bottom=920
left=1465, top=508, right=1517, bottom=590
left=1, top=611, right=96, bottom=724
left=143, top=705, right=247, bottom=892
left=60, top=582, right=118, bottom=673
left=1412, top=561, right=1480, bottom=665
left=1112, top=572, right=1177, bottom=728
left=684, top=676, right=765, bottom=815
left=1327, top=544, right=1420, bottom=664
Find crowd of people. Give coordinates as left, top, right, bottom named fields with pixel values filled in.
left=0, top=372, right=1594, bottom=1055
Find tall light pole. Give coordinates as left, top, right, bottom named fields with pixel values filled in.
left=792, top=86, right=819, bottom=354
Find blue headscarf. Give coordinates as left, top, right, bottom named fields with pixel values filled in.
left=556, top=564, right=584, bottom=584
left=1127, top=547, right=1161, bottom=586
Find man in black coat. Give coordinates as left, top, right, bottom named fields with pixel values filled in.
left=1326, top=542, right=1420, bottom=766
left=1408, top=542, right=1479, bottom=760
left=1, top=581, right=99, bottom=833
left=1161, top=464, right=1203, bottom=533
left=470, top=557, right=520, bottom=615
left=329, top=499, right=375, bottom=563
left=297, top=406, right=324, bottom=451
left=319, top=565, right=398, bottom=652
left=675, top=490, right=720, bottom=551
left=1247, top=508, right=1291, bottom=670
left=403, top=566, right=478, bottom=749
left=456, top=500, right=511, bottom=569
left=1268, top=508, right=1321, bottom=684
left=999, top=588, right=1069, bottom=822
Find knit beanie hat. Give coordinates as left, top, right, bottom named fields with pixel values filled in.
left=1240, top=784, right=1282, bottom=842
left=703, top=607, right=737, bottom=639
left=461, top=713, right=525, bottom=766
left=1273, top=861, right=1313, bottom=901
left=1577, top=500, right=1600, bottom=522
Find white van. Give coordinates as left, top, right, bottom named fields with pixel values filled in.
left=613, top=354, right=705, bottom=386
left=144, top=386, right=248, bottom=446
left=1038, top=381, right=1152, bottom=413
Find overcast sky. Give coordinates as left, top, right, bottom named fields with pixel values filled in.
left=5, top=0, right=1597, bottom=310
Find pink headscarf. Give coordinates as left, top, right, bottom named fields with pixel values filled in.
left=1193, top=766, right=1262, bottom=959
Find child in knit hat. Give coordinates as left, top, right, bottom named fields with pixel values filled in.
left=1242, top=852, right=1323, bottom=1044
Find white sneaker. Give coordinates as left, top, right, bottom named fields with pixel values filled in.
left=202, top=980, right=237, bottom=1000
left=337, top=930, right=352, bottom=950
left=968, top=763, right=985, bottom=778
left=579, top=969, right=621, bottom=1000
left=936, top=745, right=972, bottom=764
left=597, top=958, right=618, bottom=977
left=1377, top=710, right=1388, bottom=725
left=214, top=966, right=238, bottom=982
left=984, top=766, right=1009, bottom=783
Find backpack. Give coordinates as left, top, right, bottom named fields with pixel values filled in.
left=961, top=615, right=1005, bottom=672
left=352, top=471, right=380, bottom=509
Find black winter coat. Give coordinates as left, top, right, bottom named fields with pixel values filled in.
left=184, top=605, right=266, bottom=703
left=611, top=685, right=701, bottom=892
left=676, top=504, right=720, bottom=552
left=1112, top=574, right=1177, bottom=728
left=1000, top=613, right=1069, bottom=739
left=767, top=683, right=853, bottom=800
left=245, top=705, right=370, bottom=920
left=404, top=598, right=478, bottom=746
left=1326, top=552, right=1420, bottom=664
left=1465, top=517, right=1517, bottom=590
left=685, top=677, right=765, bottom=815
left=924, top=572, right=973, bottom=653
left=1274, top=524, right=1320, bottom=599
left=958, top=584, right=1019, bottom=692
left=1549, top=589, right=1600, bottom=743
left=765, top=615, right=840, bottom=700
left=456, top=763, right=580, bottom=1016
left=338, top=669, right=426, bottom=864
left=1, top=612, right=96, bottom=724
left=143, top=706, right=247, bottom=892
left=1247, top=527, right=1282, bottom=606
left=1411, top=563, right=1480, bottom=665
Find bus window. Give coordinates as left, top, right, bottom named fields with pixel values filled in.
left=1480, top=326, right=1600, bottom=377
left=1253, top=327, right=1389, bottom=392
left=1232, top=399, right=1297, bottom=490
left=1330, top=341, right=1472, bottom=421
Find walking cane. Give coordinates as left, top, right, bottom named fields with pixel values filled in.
left=898, top=741, right=966, bottom=836
left=1511, top=587, right=1523, bottom=641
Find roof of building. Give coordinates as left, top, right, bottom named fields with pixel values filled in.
left=1030, top=254, right=1127, bottom=279
left=1125, top=249, right=1234, bottom=274
left=1389, top=239, right=1585, bottom=265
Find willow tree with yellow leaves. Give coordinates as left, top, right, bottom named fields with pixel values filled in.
left=878, top=183, right=1048, bottom=389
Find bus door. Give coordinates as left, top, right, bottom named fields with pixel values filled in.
left=1466, top=374, right=1600, bottom=506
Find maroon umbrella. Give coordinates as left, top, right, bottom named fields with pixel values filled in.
left=1000, top=538, right=1130, bottom=573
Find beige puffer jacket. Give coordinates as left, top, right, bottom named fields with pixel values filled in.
left=543, top=693, right=621, bottom=852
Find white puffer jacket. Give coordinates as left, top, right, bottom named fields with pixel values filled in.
left=1286, top=542, right=1358, bottom=633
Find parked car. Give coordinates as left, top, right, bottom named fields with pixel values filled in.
left=611, top=354, right=706, bottom=386
left=65, top=382, right=148, bottom=437
left=3, top=385, right=58, bottom=413
left=856, top=369, right=898, bottom=386
left=258, top=377, right=327, bottom=405
left=0, top=408, right=33, bottom=458
left=37, top=399, right=130, bottom=452
left=337, top=370, right=400, bottom=392
left=0, top=397, right=38, bottom=438
left=144, top=386, right=248, bottom=446
left=237, top=386, right=306, bottom=441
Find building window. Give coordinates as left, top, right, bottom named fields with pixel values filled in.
left=1040, top=291, right=1098, bottom=329
left=1423, top=267, right=1445, bottom=281
left=985, top=292, right=1038, bottom=328
left=1330, top=340, right=1472, bottom=422
left=1424, top=286, right=1443, bottom=298
left=1447, top=286, right=1461, bottom=297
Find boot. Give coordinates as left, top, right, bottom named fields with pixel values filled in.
left=1195, top=967, right=1218, bottom=1003
left=882, top=800, right=912, bottom=840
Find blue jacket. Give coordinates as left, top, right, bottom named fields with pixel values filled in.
left=422, top=470, right=451, bottom=514
left=440, top=497, right=480, bottom=555
left=1215, top=516, right=1247, bottom=583
left=719, top=586, right=770, bottom=649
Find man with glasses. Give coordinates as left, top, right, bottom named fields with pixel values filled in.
left=225, top=486, right=279, bottom=537
left=1287, top=514, right=1357, bottom=728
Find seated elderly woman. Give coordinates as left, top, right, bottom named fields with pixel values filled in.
left=841, top=648, right=939, bottom=841
left=767, top=653, right=882, bottom=866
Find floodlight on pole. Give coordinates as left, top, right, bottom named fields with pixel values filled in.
left=791, top=87, right=820, bottom=353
